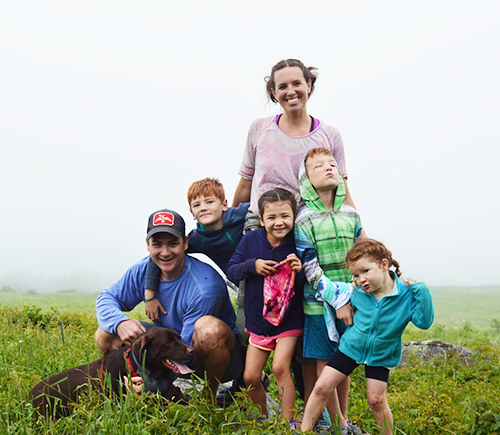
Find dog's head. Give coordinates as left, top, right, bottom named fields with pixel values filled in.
left=132, top=327, right=194, bottom=376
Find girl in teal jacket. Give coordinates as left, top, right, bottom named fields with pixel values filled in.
left=300, top=239, right=434, bottom=435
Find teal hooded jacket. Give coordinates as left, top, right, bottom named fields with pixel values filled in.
left=318, top=273, right=434, bottom=367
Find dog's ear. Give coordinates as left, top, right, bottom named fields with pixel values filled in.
left=134, top=333, right=154, bottom=364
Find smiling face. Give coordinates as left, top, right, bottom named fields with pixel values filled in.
left=147, top=233, right=189, bottom=281
left=189, top=194, right=228, bottom=230
left=348, top=257, right=390, bottom=296
left=305, top=152, right=340, bottom=192
left=271, top=66, right=312, bottom=115
left=259, top=200, right=295, bottom=246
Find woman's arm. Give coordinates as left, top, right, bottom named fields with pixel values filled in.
left=232, top=177, right=252, bottom=207
left=343, top=178, right=368, bottom=238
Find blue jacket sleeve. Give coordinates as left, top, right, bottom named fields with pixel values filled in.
left=410, top=282, right=434, bottom=330
left=144, top=257, right=161, bottom=291
left=226, top=235, right=258, bottom=282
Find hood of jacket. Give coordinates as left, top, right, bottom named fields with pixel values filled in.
left=298, top=159, right=346, bottom=213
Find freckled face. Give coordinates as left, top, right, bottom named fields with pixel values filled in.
left=190, top=195, right=228, bottom=231
left=305, top=153, right=340, bottom=192
left=349, top=257, right=389, bottom=295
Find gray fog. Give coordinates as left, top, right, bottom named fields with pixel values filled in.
left=1, top=0, right=499, bottom=292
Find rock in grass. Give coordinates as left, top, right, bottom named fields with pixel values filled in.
left=399, top=340, right=474, bottom=367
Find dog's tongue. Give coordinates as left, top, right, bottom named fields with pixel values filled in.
left=173, top=361, right=195, bottom=375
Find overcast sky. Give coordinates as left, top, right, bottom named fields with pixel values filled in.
left=1, top=0, right=498, bottom=292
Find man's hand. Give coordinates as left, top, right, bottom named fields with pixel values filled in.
left=336, top=303, right=354, bottom=326
left=285, top=253, right=302, bottom=272
left=255, top=259, right=278, bottom=276
left=117, top=319, right=146, bottom=345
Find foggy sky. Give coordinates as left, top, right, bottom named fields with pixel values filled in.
left=1, top=0, right=499, bottom=292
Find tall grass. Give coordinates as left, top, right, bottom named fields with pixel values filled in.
left=1, top=295, right=499, bottom=433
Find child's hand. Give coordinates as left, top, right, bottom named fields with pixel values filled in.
left=285, top=253, right=302, bottom=272
left=255, top=259, right=277, bottom=276
left=123, top=375, right=144, bottom=397
left=336, top=303, right=354, bottom=326
left=145, top=299, right=167, bottom=322
left=144, top=289, right=167, bottom=322
left=403, top=279, right=419, bottom=286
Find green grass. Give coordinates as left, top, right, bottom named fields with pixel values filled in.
left=429, top=285, right=500, bottom=329
left=1, top=287, right=500, bottom=434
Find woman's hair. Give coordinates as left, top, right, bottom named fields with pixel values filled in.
left=258, top=188, right=297, bottom=219
left=265, top=59, right=318, bottom=103
left=187, top=178, right=225, bottom=205
left=346, top=238, right=402, bottom=277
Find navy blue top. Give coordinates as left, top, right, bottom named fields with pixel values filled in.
left=226, top=228, right=305, bottom=336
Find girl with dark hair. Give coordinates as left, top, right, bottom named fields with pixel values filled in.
left=227, top=188, right=304, bottom=428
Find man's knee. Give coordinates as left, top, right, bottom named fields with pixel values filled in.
left=95, top=327, right=122, bottom=353
left=193, top=316, right=234, bottom=350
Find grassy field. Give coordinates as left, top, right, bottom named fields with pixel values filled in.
left=1, top=286, right=500, bottom=434
left=2, top=285, right=499, bottom=328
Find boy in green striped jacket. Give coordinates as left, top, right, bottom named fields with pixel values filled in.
left=294, top=147, right=362, bottom=430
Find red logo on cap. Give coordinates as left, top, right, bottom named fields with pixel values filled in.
left=153, top=212, right=174, bottom=226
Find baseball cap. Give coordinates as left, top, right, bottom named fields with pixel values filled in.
left=146, top=209, right=185, bottom=240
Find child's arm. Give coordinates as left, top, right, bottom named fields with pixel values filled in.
left=409, top=281, right=434, bottom=330
left=226, top=235, right=263, bottom=282
left=294, top=224, right=353, bottom=310
left=144, top=258, right=167, bottom=322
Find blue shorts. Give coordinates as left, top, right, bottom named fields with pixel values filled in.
left=302, top=314, right=339, bottom=360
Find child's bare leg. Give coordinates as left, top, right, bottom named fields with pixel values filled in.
left=301, top=366, right=347, bottom=432
left=366, top=378, right=393, bottom=435
left=244, top=344, right=270, bottom=417
left=337, top=375, right=350, bottom=419
left=317, top=359, right=344, bottom=426
left=272, top=337, right=298, bottom=420
left=302, top=359, right=317, bottom=405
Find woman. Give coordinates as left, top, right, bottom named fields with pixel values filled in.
left=233, top=58, right=355, bottom=215
left=232, top=59, right=359, bottom=431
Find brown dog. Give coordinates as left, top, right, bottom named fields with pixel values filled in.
left=32, top=327, right=194, bottom=418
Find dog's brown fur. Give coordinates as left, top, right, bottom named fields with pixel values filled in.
left=32, top=327, right=193, bottom=418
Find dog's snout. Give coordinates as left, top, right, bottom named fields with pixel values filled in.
left=186, top=346, right=194, bottom=358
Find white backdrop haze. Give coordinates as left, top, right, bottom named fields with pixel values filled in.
left=1, top=0, right=499, bottom=292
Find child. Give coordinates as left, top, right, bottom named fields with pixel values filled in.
left=294, top=147, right=362, bottom=427
left=143, top=178, right=269, bottom=402
left=226, top=188, right=304, bottom=426
left=300, top=239, right=434, bottom=434
left=143, top=177, right=248, bottom=321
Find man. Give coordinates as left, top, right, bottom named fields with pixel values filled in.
left=95, top=208, right=244, bottom=398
